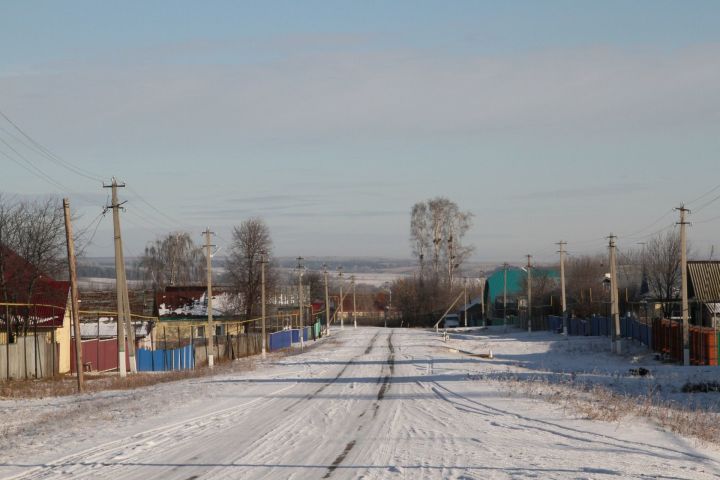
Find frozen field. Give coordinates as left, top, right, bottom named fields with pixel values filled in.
left=2, top=327, right=720, bottom=479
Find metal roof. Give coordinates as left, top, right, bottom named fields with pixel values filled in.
left=688, top=261, right=720, bottom=302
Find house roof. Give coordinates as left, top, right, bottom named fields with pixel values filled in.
left=79, top=318, right=150, bottom=338
left=485, top=266, right=560, bottom=303
left=1, top=246, right=69, bottom=327
left=458, top=298, right=483, bottom=312
left=156, top=286, right=234, bottom=317
left=688, top=261, right=720, bottom=302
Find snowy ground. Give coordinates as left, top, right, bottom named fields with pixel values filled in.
left=2, top=327, right=720, bottom=479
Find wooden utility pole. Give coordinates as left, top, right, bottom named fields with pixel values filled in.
left=608, top=234, right=621, bottom=354
left=557, top=241, right=568, bottom=336
left=323, top=264, right=330, bottom=336
left=63, top=199, right=84, bottom=392
left=526, top=255, right=532, bottom=333
left=104, top=178, right=135, bottom=376
left=203, top=228, right=215, bottom=368
left=503, top=263, right=508, bottom=333
left=351, top=275, right=357, bottom=329
left=338, top=267, right=344, bottom=329
left=260, top=250, right=267, bottom=357
left=677, top=205, right=691, bottom=366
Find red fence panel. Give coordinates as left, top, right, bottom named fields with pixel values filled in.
left=71, top=339, right=129, bottom=373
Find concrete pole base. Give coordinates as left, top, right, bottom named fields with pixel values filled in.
left=118, top=354, right=127, bottom=378
left=614, top=339, right=624, bottom=355
left=684, top=348, right=690, bottom=366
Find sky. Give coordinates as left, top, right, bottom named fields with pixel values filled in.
left=1, top=0, right=720, bottom=263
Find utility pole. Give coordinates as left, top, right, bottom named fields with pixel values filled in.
left=63, top=199, right=84, bottom=392
left=260, top=250, right=267, bottom=357
left=557, top=241, right=568, bottom=336
left=526, top=255, right=532, bottom=334
left=323, top=264, right=330, bottom=336
left=463, top=278, right=468, bottom=327
left=608, top=234, right=621, bottom=354
left=677, top=205, right=691, bottom=366
left=338, top=267, right=344, bottom=329
left=503, top=263, right=508, bottom=333
left=296, top=257, right=305, bottom=349
left=351, top=275, right=357, bottom=328
left=203, top=228, right=215, bottom=368
left=104, top=177, right=136, bottom=376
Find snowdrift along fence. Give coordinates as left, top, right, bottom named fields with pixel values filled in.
left=137, top=345, right=194, bottom=372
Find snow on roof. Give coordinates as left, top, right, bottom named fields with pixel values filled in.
left=158, top=291, right=234, bottom=317
left=79, top=317, right=150, bottom=338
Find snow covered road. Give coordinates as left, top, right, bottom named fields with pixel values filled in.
left=3, top=327, right=720, bottom=479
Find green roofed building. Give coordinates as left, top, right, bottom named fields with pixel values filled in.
left=483, top=266, right=560, bottom=318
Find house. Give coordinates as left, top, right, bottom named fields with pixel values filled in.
left=483, top=265, right=560, bottom=319
left=1, top=246, right=72, bottom=375
left=688, top=261, right=720, bottom=327
left=456, top=298, right=484, bottom=326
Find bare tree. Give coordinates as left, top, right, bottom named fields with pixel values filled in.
left=565, top=254, right=606, bottom=318
left=226, top=218, right=274, bottom=317
left=643, top=229, right=682, bottom=318
left=410, top=202, right=430, bottom=274
left=137, top=232, right=205, bottom=291
left=409, top=197, right=473, bottom=284
left=0, top=196, right=66, bottom=336
left=303, top=271, right=324, bottom=302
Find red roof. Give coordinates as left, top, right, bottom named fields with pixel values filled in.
left=1, top=246, right=69, bottom=327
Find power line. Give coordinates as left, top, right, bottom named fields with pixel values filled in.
left=693, top=192, right=720, bottom=215
left=686, top=182, right=720, bottom=207
left=0, top=142, right=69, bottom=192
left=0, top=107, right=103, bottom=182
left=617, top=208, right=675, bottom=239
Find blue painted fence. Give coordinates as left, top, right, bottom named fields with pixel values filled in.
left=269, top=330, right=293, bottom=351
left=546, top=315, right=651, bottom=347
left=137, top=345, right=195, bottom=372
left=268, top=324, right=323, bottom=352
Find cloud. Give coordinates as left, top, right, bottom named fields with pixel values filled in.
left=3, top=42, right=720, bottom=150
left=514, top=182, right=652, bottom=200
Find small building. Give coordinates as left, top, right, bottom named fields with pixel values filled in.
left=1, top=246, right=72, bottom=376
left=688, top=261, right=720, bottom=328
left=456, top=298, right=484, bottom=326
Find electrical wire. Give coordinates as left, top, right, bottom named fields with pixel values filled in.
left=686, top=183, right=720, bottom=207
left=0, top=107, right=103, bottom=182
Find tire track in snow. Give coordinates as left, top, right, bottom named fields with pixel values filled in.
left=5, top=382, right=300, bottom=480
left=429, top=381, right=720, bottom=468
left=323, top=330, right=395, bottom=478
left=281, top=331, right=381, bottom=413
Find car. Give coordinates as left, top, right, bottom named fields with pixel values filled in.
left=443, top=314, right=460, bottom=328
